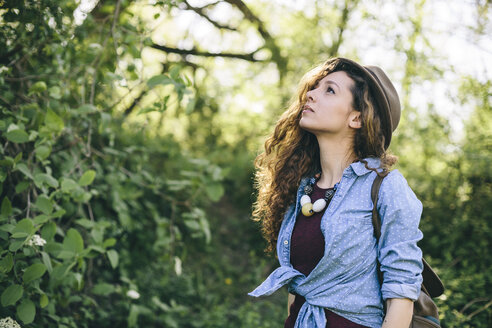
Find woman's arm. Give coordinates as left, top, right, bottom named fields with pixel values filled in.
left=287, top=293, right=295, bottom=316
left=381, top=298, right=413, bottom=328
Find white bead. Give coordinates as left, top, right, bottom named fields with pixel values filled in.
left=300, top=195, right=311, bottom=206
left=312, top=199, right=327, bottom=212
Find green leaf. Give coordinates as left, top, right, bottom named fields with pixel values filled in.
left=15, top=163, right=33, bottom=179
left=41, top=221, right=56, bottom=240
left=35, top=145, right=51, bottom=161
left=61, top=178, right=78, bottom=192
left=17, top=298, right=36, bottom=324
left=15, top=181, right=30, bottom=193
left=74, top=272, right=83, bottom=290
left=62, top=228, right=84, bottom=254
left=92, top=283, right=115, bottom=295
left=103, top=238, right=116, bottom=248
left=35, top=195, right=53, bottom=215
left=41, top=252, right=52, bottom=273
left=78, top=170, right=96, bottom=186
left=1, top=197, right=12, bottom=217
left=49, top=86, right=62, bottom=99
left=91, top=227, right=104, bottom=244
left=205, top=183, right=224, bottom=202
left=52, top=209, right=65, bottom=218
left=75, top=104, right=97, bottom=115
left=147, top=74, right=172, bottom=88
left=28, top=81, right=47, bottom=95
left=9, top=239, right=24, bottom=252
left=23, top=263, right=47, bottom=284
left=87, top=245, right=105, bottom=253
left=51, top=262, right=71, bottom=281
left=0, top=156, right=14, bottom=167
left=185, top=97, right=196, bottom=114
left=1, top=284, right=23, bottom=306
left=11, top=218, right=34, bottom=238
left=75, top=218, right=94, bottom=229
left=34, top=173, right=58, bottom=188
left=137, top=107, right=157, bottom=115
left=6, top=129, right=29, bottom=143
left=107, top=249, right=119, bottom=269
left=0, top=252, right=13, bottom=273
left=40, top=294, right=49, bottom=308
left=0, top=223, right=15, bottom=232
left=14, top=152, right=22, bottom=163
left=169, top=65, right=181, bottom=80
left=44, top=109, right=64, bottom=133
left=33, top=214, right=50, bottom=225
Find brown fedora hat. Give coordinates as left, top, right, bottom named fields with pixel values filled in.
left=327, top=57, right=401, bottom=149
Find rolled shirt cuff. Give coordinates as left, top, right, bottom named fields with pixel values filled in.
left=381, top=283, right=421, bottom=301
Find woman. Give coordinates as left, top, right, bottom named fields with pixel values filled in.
left=249, top=57, right=423, bottom=328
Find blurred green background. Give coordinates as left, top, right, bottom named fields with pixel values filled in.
left=0, top=0, right=490, bottom=327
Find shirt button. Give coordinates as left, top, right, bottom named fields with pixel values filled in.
left=283, top=240, right=289, bottom=245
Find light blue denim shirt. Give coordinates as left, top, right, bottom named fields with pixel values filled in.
left=249, top=158, right=423, bottom=328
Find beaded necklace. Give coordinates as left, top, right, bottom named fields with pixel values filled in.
left=300, top=173, right=338, bottom=217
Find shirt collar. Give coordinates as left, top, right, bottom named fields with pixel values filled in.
left=301, top=157, right=382, bottom=184
left=348, top=157, right=382, bottom=177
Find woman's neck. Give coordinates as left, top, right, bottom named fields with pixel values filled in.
left=315, top=134, right=356, bottom=189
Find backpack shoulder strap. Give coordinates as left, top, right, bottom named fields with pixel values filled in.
left=371, top=171, right=389, bottom=239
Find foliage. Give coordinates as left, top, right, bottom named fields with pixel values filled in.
left=0, top=0, right=491, bottom=327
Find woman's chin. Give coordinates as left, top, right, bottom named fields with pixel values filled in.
left=299, top=118, right=315, bottom=131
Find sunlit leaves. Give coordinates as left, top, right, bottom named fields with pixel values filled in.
left=147, top=74, right=172, bottom=88
left=28, top=81, right=47, bottom=96
left=43, top=109, right=64, bottom=134
left=78, top=170, right=96, bottom=186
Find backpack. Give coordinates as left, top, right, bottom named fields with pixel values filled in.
left=371, top=172, right=444, bottom=328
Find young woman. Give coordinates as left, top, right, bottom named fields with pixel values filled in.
left=249, top=57, right=423, bottom=328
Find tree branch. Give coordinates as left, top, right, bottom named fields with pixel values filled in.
left=328, top=0, right=358, bottom=57
left=150, top=44, right=263, bottom=62
left=182, top=0, right=237, bottom=31
left=222, top=0, right=286, bottom=73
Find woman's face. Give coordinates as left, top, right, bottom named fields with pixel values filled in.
left=299, top=70, right=361, bottom=137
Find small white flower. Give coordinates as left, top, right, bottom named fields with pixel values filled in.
left=25, top=23, right=34, bottom=32
left=27, top=234, right=47, bottom=247
left=0, top=317, right=22, bottom=328
left=126, top=290, right=140, bottom=299
left=174, top=256, right=182, bottom=276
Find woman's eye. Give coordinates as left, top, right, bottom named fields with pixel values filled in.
left=327, top=87, right=335, bottom=94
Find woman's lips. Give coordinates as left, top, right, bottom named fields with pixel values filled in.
left=302, top=105, right=314, bottom=113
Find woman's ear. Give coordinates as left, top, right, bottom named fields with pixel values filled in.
left=349, top=111, right=362, bottom=129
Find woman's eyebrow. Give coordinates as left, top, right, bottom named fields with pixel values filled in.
left=324, top=80, right=341, bottom=90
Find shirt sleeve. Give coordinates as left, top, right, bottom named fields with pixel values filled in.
left=377, top=170, right=424, bottom=301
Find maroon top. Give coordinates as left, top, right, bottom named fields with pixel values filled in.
left=284, top=183, right=368, bottom=328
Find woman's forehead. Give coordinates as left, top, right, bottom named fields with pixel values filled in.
left=318, top=71, right=354, bottom=89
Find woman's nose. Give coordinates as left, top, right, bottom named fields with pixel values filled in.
left=307, top=89, right=314, bottom=102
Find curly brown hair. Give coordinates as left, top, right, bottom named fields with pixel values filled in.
left=253, top=58, right=397, bottom=253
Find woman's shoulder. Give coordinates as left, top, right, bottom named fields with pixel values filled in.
left=381, top=169, right=412, bottom=190
left=378, top=169, right=422, bottom=209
